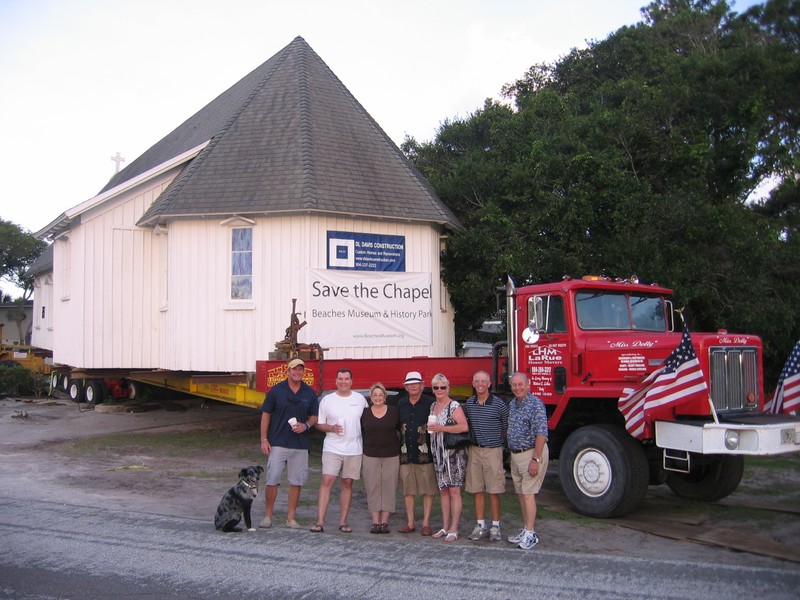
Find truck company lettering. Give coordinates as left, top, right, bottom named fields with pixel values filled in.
left=527, top=346, right=563, bottom=362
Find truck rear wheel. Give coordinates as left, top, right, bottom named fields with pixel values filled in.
left=666, top=455, right=744, bottom=501
left=559, top=424, right=649, bottom=518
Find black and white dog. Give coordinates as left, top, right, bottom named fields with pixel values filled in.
left=214, top=465, right=264, bottom=532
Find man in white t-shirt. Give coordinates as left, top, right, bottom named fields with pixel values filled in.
left=309, top=368, right=368, bottom=533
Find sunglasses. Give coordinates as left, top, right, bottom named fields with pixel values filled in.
left=431, top=385, right=448, bottom=390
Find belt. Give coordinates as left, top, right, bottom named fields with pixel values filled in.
left=509, top=447, right=534, bottom=454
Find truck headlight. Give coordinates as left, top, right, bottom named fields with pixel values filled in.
left=724, top=430, right=740, bottom=450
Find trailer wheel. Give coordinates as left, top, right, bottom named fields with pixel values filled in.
left=68, top=379, right=84, bottom=403
left=559, top=424, right=649, bottom=518
left=50, top=373, right=60, bottom=394
left=126, top=380, right=138, bottom=399
left=666, top=455, right=744, bottom=502
left=84, top=380, right=104, bottom=405
left=61, top=374, right=70, bottom=392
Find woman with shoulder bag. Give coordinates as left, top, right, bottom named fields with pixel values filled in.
left=427, top=373, right=469, bottom=542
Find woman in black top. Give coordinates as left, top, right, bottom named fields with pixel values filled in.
left=360, top=382, right=400, bottom=533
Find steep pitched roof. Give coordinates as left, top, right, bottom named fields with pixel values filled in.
left=133, top=37, right=459, bottom=230
left=27, top=243, right=53, bottom=277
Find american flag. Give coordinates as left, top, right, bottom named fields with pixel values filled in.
left=765, top=340, right=800, bottom=414
left=618, top=323, right=708, bottom=439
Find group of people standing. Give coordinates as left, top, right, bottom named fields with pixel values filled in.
left=258, top=356, right=549, bottom=550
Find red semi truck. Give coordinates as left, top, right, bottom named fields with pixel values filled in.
left=257, top=275, right=800, bottom=518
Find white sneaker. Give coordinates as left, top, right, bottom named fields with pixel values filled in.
left=518, top=531, right=539, bottom=550
left=507, top=528, right=525, bottom=544
left=259, top=516, right=272, bottom=529
left=468, top=524, right=488, bottom=541
left=489, top=525, right=502, bottom=541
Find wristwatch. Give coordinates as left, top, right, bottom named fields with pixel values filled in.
left=531, top=456, right=541, bottom=463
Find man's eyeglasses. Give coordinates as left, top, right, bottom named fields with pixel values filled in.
left=431, top=385, right=448, bottom=390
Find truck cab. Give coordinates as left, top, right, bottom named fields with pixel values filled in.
left=504, top=275, right=799, bottom=517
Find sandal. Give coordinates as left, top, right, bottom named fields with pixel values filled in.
left=444, top=531, right=459, bottom=542
left=309, top=524, right=324, bottom=533
left=338, top=524, right=352, bottom=533
left=431, top=528, right=448, bottom=539
left=370, top=523, right=381, bottom=534
left=379, top=523, right=389, bottom=534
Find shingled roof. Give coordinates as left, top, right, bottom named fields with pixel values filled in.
left=130, top=36, right=458, bottom=230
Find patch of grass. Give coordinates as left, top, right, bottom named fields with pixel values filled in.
left=176, top=471, right=231, bottom=479
left=744, top=454, right=800, bottom=473
left=537, top=506, right=605, bottom=526
left=64, top=428, right=254, bottom=457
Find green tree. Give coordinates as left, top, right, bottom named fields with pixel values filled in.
left=408, top=0, right=800, bottom=383
left=0, top=218, right=47, bottom=343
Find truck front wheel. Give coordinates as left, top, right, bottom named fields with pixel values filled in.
left=559, top=424, right=649, bottom=518
left=665, top=455, right=744, bottom=502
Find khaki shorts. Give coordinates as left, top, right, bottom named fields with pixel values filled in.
left=266, top=446, right=309, bottom=487
left=399, top=463, right=437, bottom=496
left=509, top=445, right=549, bottom=495
left=465, top=446, right=506, bottom=494
left=321, top=451, right=362, bottom=480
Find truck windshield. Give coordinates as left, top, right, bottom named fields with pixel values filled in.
left=576, top=292, right=666, bottom=332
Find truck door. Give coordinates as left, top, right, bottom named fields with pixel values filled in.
left=521, top=294, right=570, bottom=402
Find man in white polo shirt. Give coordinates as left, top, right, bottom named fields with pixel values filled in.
left=310, top=368, right=368, bottom=533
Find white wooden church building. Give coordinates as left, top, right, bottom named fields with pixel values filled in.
left=32, top=37, right=461, bottom=374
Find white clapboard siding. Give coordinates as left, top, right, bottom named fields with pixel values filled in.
left=159, top=214, right=455, bottom=371
left=46, top=175, right=455, bottom=372
left=51, top=173, right=173, bottom=369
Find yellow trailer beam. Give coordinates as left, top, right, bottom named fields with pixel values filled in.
left=129, top=372, right=265, bottom=409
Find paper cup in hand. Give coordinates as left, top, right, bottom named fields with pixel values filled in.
left=427, top=415, right=437, bottom=431
left=288, top=417, right=297, bottom=427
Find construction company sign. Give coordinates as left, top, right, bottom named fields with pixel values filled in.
left=327, top=231, right=405, bottom=271
left=307, top=269, right=432, bottom=347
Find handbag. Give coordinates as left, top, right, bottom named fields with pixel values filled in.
left=443, top=403, right=473, bottom=449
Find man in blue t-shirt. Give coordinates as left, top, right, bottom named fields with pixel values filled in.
left=259, top=356, right=318, bottom=529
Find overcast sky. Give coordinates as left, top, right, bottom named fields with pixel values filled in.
left=0, top=0, right=761, bottom=296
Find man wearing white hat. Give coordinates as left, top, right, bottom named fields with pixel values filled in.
left=259, top=356, right=318, bottom=529
left=396, top=371, right=437, bottom=535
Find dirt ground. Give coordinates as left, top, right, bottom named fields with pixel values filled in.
left=1, top=395, right=799, bottom=572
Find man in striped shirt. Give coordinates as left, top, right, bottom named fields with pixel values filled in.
left=463, top=370, right=509, bottom=542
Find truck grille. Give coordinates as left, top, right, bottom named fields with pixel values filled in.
left=708, top=347, right=759, bottom=412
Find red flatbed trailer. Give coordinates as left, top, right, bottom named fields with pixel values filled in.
left=256, top=355, right=495, bottom=398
